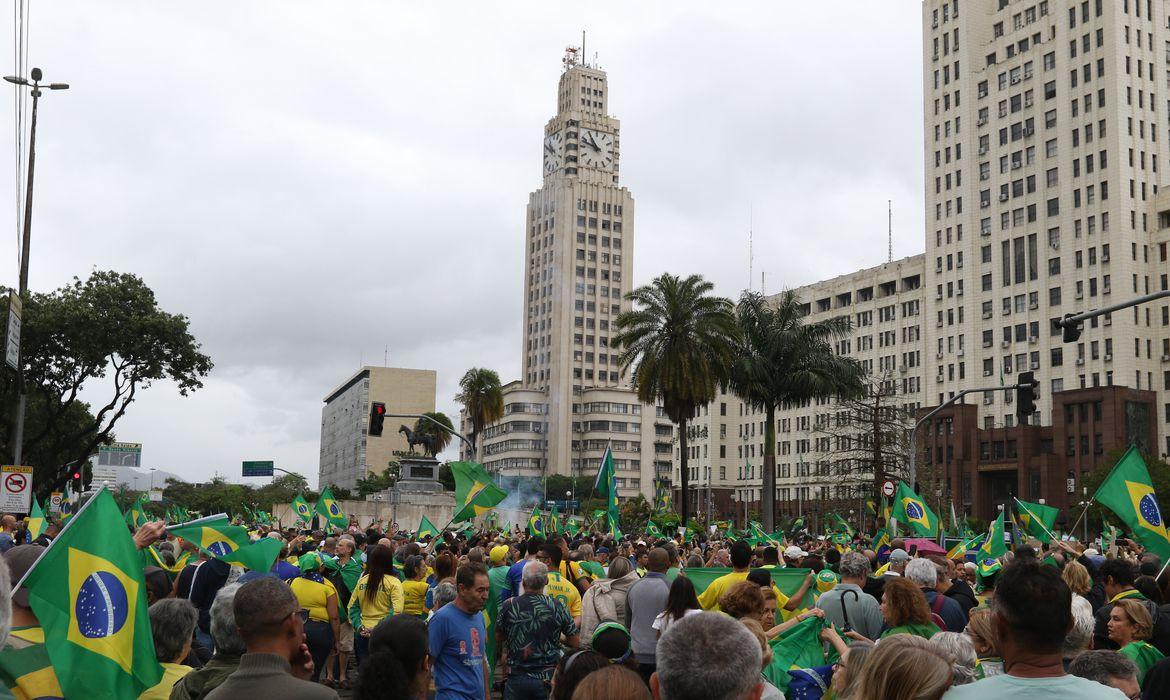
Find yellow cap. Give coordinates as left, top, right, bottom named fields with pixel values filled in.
left=490, top=545, right=509, bottom=565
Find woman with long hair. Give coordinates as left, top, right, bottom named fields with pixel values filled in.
left=550, top=650, right=609, bottom=700
left=348, top=545, right=404, bottom=665
left=851, top=634, right=953, bottom=700
left=653, top=575, right=702, bottom=638
left=401, top=555, right=430, bottom=618
left=353, top=615, right=430, bottom=700
left=876, top=577, right=940, bottom=640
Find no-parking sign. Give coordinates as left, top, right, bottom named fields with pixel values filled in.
left=0, top=465, right=33, bottom=513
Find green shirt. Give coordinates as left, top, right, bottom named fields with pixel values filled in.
left=880, top=622, right=940, bottom=640
left=1120, top=640, right=1164, bottom=683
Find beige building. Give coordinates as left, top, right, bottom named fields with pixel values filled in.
left=460, top=51, right=673, bottom=501
left=319, top=366, right=436, bottom=489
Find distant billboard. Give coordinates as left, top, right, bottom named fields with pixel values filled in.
left=97, top=442, right=142, bottom=468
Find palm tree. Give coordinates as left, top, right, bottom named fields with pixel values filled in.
left=613, top=273, right=738, bottom=527
left=456, top=368, right=504, bottom=463
left=414, top=411, right=455, bottom=456
left=728, top=290, right=867, bottom=531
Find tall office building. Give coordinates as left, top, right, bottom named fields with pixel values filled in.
left=461, top=50, right=673, bottom=500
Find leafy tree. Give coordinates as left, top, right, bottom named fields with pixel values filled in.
left=728, top=290, right=866, bottom=531
left=254, top=473, right=310, bottom=510
left=618, top=494, right=652, bottom=533
left=613, top=273, right=738, bottom=527
left=0, top=271, right=213, bottom=497
left=456, top=368, right=504, bottom=462
left=437, top=462, right=456, bottom=491
left=356, top=462, right=400, bottom=495
left=326, top=484, right=353, bottom=501
left=415, top=412, right=454, bottom=456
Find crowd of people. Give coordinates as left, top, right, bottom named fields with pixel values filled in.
left=1, top=510, right=1169, bottom=699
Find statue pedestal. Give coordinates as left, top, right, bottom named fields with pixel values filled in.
left=396, top=456, right=442, bottom=494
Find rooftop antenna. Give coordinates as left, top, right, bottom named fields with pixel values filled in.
left=582, top=30, right=586, bottom=67
left=384, top=344, right=389, bottom=367
left=748, top=204, right=753, bottom=292
left=761, top=269, right=766, bottom=295
left=887, top=199, right=893, bottom=263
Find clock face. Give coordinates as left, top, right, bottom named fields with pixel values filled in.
left=578, top=128, right=615, bottom=171
left=543, top=132, right=563, bottom=174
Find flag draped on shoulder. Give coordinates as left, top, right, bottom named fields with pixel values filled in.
left=1092, top=446, right=1170, bottom=562
left=763, top=616, right=825, bottom=693
left=1015, top=498, right=1059, bottom=543
left=17, top=488, right=163, bottom=699
left=315, top=487, right=348, bottom=529
left=290, top=494, right=313, bottom=524
left=451, top=461, right=507, bottom=522
left=892, top=482, right=939, bottom=537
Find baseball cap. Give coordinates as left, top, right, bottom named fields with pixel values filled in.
left=4, top=545, right=44, bottom=607
left=783, top=545, right=807, bottom=559
left=1083, top=548, right=1099, bottom=556
left=490, top=545, right=509, bottom=565
left=597, top=546, right=610, bottom=554
left=888, top=548, right=911, bottom=562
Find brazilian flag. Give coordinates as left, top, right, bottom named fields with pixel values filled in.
left=528, top=507, right=545, bottom=537
left=124, top=493, right=149, bottom=529
left=315, top=487, right=348, bottom=530
left=218, top=538, right=282, bottom=572
left=646, top=521, right=663, bottom=539
left=1093, top=446, right=1170, bottom=562
left=290, top=494, right=313, bottom=524
left=549, top=504, right=561, bottom=535
left=417, top=515, right=441, bottom=540
left=1015, top=498, right=1059, bottom=543
left=451, top=461, right=508, bottom=522
left=763, top=617, right=826, bottom=692
left=168, top=516, right=251, bottom=558
left=892, top=481, right=939, bottom=537
left=18, top=488, right=162, bottom=698
left=26, top=497, right=46, bottom=541
left=978, top=510, right=1008, bottom=561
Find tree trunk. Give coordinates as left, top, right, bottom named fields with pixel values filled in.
left=763, top=403, right=777, bottom=532
left=679, top=417, right=690, bottom=528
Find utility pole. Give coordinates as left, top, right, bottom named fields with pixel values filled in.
left=4, top=68, right=69, bottom=465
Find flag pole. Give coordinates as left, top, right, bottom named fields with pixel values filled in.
left=1067, top=499, right=1094, bottom=540
left=1012, top=497, right=1060, bottom=544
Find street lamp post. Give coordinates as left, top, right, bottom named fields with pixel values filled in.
left=4, top=68, right=69, bottom=466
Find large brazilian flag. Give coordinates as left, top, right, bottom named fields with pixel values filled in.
left=17, top=488, right=162, bottom=699
left=290, top=493, right=314, bottom=524
left=315, top=487, right=348, bottom=530
left=451, top=461, right=507, bottom=522
left=685, top=567, right=818, bottom=611
left=892, top=481, right=939, bottom=537
left=1093, top=446, right=1170, bottom=562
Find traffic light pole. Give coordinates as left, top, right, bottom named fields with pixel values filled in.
left=1055, top=289, right=1170, bottom=342
left=908, top=383, right=1021, bottom=486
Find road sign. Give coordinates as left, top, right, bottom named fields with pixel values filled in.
left=98, top=442, right=142, bottom=468
left=4, top=292, right=21, bottom=370
left=882, top=480, right=896, bottom=498
left=0, top=465, right=33, bottom=513
left=242, top=460, right=274, bottom=477
left=49, top=491, right=61, bottom=513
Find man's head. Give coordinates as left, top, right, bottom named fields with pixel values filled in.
left=0, top=515, right=15, bottom=532
left=233, top=577, right=304, bottom=658
left=729, top=541, right=753, bottom=570
left=537, top=544, right=563, bottom=568
left=210, top=582, right=246, bottom=657
left=838, top=552, right=870, bottom=583
left=761, top=546, right=779, bottom=565
left=596, top=546, right=610, bottom=564
left=1068, top=650, right=1140, bottom=698
left=455, top=563, right=490, bottom=613
left=647, top=547, right=670, bottom=574
left=887, top=548, right=910, bottom=573
left=651, top=611, right=763, bottom=700
left=321, top=537, right=337, bottom=555
left=3, top=545, right=42, bottom=611
left=993, top=559, right=1071, bottom=659
left=148, top=598, right=199, bottom=664
left=522, top=560, right=549, bottom=593
left=1099, top=558, right=1136, bottom=599
left=905, top=558, right=941, bottom=590
left=782, top=545, right=806, bottom=566
left=432, top=581, right=458, bottom=611
left=525, top=536, right=546, bottom=558
left=335, top=539, right=355, bottom=560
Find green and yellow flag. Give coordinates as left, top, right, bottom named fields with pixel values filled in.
left=549, top=504, right=561, bottom=535
left=27, top=497, right=46, bottom=541
left=1093, top=446, right=1170, bottom=562
left=946, top=534, right=983, bottom=560
left=290, top=494, right=313, bottom=524
left=763, top=616, right=826, bottom=693
left=315, top=487, right=348, bottom=530
left=124, top=493, right=149, bottom=529
left=528, top=507, right=545, bottom=537
left=892, top=481, right=939, bottom=537
left=1015, top=498, right=1059, bottom=543
left=829, top=512, right=854, bottom=537
left=417, top=515, right=441, bottom=540
left=597, top=445, right=621, bottom=537
left=168, top=515, right=251, bottom=558
left=654, top=479, right=672, bottom=512
left=978, top=509, right=1008, bottom=562
left=451, top=461, right=508, bottom=522
left=217, top=538, right=282, bottom=573
left=60, top=483, right=76, bottom=522
left=18, top=488, right=163, bottom=698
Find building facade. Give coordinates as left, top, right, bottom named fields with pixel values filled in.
left=461, top=51, right=673, bottom=501
left=319, top=366, right=436, bottom=490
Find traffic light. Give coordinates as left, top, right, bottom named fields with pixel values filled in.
left=1061, top=313, right=1083, bottom=343
left=369, top=401, right=386, bottom=437
left=1015, top=371, right=1039, bottom=425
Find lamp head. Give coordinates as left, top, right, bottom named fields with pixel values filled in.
left=30, top=67, right=42, bottom=81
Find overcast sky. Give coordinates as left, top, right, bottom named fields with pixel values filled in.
left=3, top=2, right=925, bottom=488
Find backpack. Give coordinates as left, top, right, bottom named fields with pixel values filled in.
left=930, top=593, right=949, bottom=632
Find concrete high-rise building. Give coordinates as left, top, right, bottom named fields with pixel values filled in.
left=319, top=366, right=437, bottom=489
left=461, top=50, right=673, bottom=500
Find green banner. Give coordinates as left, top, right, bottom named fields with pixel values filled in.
left=685, top=567, right=816, bottom=610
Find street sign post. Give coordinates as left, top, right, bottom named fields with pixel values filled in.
left=4, top=292, right=21, bottom=370
left=49, top=491, right=61, bottom=513
left=881, top=480, right=896, bottom=498
left=0, top=465, right=33, bottom=513
left=242, top=460, right=275, bottom=477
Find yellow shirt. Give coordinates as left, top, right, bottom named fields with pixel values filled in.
left=289, top=576, right=338, bottom=623
left=697, top=570, right=790, bottom=616
left=349, top=573, right=405, bottom=630
left=137, top=662, right=192, bottom=700
left=545, top=571, right=583, bottom=618
left=402, top=579, right=430, bottom=616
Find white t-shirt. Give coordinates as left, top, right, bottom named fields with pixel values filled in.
left=652, top=608, right=703, bottom=634
left=942, top=673, right=1126, bottom=700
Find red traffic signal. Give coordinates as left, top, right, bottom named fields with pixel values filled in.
left=369, top=401, right=387, bottom=437
left=72, top=471, right=80, bottom=480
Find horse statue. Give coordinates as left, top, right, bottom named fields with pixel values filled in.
left=398, top=424, right=438, bottom=458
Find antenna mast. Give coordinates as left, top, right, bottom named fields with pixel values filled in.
left=887, top=199, right=893, bottom=263
left=748, top=204, right=753, bottom=291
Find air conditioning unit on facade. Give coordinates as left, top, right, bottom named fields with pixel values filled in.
left=983, top=369, right=993, bottom=377
left=999, top=193, right=1010, bottom=201
left=900, top=365, right=909, bottom=374
left=957, top=348, right=965, bottom=357
left=937, top=375, right=945, bottom=383
left=1076, top=291, right=1084, bottom=299
left=1030, top=361, right=1040, bottom=370
left=978, top=145, right=989, bottom=155
left=936, top=352, right=944, bottom=359
left=1002, top=340, right=1011, bottom=348
left=983, top=310, right=993, bottom=319
left=1104, top=353, right=1112, bottom=362
left=1029, top=335, right=1038, bottom=344
left=977, top=116, right=988, bottom=126
left=1076, top=357, right=1085, bottom=365
left=1005, top=393, right=1014, bottom=403
left=1162, top=354, right=1170, bottom=362
left=1011, top=76, right=1021, bottom=84
left=1029, top=301, right=1039, bottom=310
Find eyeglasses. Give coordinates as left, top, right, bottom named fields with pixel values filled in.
left=296, top=609, right=310, bottom=623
